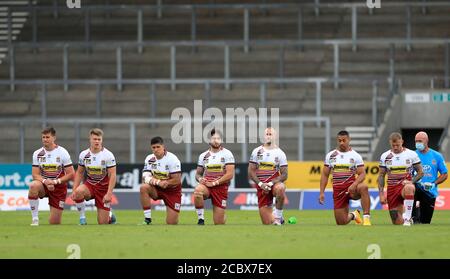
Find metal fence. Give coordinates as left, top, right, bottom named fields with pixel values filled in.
left=0, top=116, right=331, bottom=164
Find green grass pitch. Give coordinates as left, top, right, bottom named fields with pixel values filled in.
left=1, top=210, right=450, bottom=259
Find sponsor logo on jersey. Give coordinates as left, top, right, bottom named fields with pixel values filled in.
left=406, top=159, right=411, bottom=164
left=389, top=166, right=407, bottom=174
left=41, top=164, right=60, bottom=172
left=259, top=162, right=275, bottom=170
left=56, top=157, right=61, bottom=163
left=101, top=160, right=106, bottom=166
left=206, top=164, right=224, bottom=172
left=152, top=170, right=169, bottom=179
left=87, top=166, right=103, bottom=175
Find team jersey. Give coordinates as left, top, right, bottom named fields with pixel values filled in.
left=32, top=145, right=73, bottom=180
left=416, top=148, right=447, bottom=198
left=143, top=151, right=182, bottom=184
left=324, top=149, right=364, bottom=187
left=379, top=148, right=421, bottom=187
left=249, top=146, right=288, bottom=183
left=78, top=147, right=116, bottom=187
left=197, top=147, right=235, bottom=184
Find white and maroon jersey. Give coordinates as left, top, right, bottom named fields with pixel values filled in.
left=197, top=147, right=235, bottom=185
left=143, top=151, right=181, bottom=185
left=78, top=147, right=116, bottom=187
left=32, top=145, right=72, bottom=180
left=249, top=146, right=288, bottom=183
left=324, top=149, right=364, bottom=187
left=379, top=148, right=421, bottom=187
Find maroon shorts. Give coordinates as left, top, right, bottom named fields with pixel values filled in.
left=333, top=183, right=352, bottom=209
left=156, top=185, right=182, bottom=212
left=387, top=185, right=404, bottom=210
left=42, top=183, right=68, bottom=210
left=206, top=185, right=229, bottom=209
left=257, top=187, right=275, bottom=208
left=85, top=182, right=110, bottom=211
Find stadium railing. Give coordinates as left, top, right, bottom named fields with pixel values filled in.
left=0, top=116, right=331, bottom=164
left=5, top=1, right=450, bottom=54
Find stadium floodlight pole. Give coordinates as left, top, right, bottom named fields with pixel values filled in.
left=116, top=46, right=123, bottom=91
left=298, top=121, right=304, bottom=161
left=351, top=6, right=357, bottom=52
left=315, top=81, right=322, bottom=128
left=130, top=123, right=136, bottom=164
left=137, top=8, right=143, bottom=54
left=406, top=6, right=412, bottom=52
left=243, top=8, right=250, bottom=53
left=191, top=7, right=197, bottom=53
left=297, top=8, right=304, bottom=52
left=170, top=45, right=176, bottom=91
left=445, top=43, right=449, bottom=88
left=333, top=43, right=339, bottom=89
left=9, top=45, right=15, bottom=92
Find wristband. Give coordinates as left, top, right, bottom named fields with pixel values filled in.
left=268, top=182, right=274, bottom=187
left=157, top=179, right=161, bottom=186
left=42, top=178, right=47, bottom=184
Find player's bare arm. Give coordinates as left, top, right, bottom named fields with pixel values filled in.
left=248, top=162, right=262, bottom=186
left=195, top=166, right=206, bottom=184
left=348, top=166, right=366, bottom=193
left=158, top=173, right=181, bottom=189
left=378, top=167, right=387, bottom=204
left=205, top=164, right=235, bottom=187
left=103, top=166, right=117, bottom=204
left=271, top=166, right=288, bottom=184
left=435, top=172, right=448, bottom=185
left=409, top=163, right=424, bottom=184
left=58, top=165, right=75, bottom=185
left=318, top=166, right=331, bottom=204
left=71, top=165, right=85, bottom=200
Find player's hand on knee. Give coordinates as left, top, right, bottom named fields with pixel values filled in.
left=103, top=191, right=112, bottom=204
left=158, top=180, right=169, bottom=189
left=379, top=193, right=387, bottom=204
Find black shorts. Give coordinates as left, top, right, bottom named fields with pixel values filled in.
left=412, top=186, right=436, bottom=224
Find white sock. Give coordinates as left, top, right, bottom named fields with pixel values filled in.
left=363, top=214, right=370, bottom=219
left=403, top=198, right=414, bottom=220
left=144, top=209, right=152, bottom=219
left=274, top=209, right=283, bottom=219
left=76, top=201, right=86, bottom=219
left=196, top=208, right=204, bottom=220
left=29, top=199, right=39, bottom=219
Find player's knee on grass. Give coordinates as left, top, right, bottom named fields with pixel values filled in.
left=260, top=207, right=273, bottom=225
left=28, top=181, right=42, bottom=197
left=49, top=210, right=62, bottom=225
left=166, top=210, right=179, bottom=225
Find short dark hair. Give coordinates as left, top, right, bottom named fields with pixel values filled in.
left=41, top=127, right=56, bottom=136
left=151, top=136, right=164, bottom=145
left=337, top=130, right=349, bottom=137
left=210, top=128, right=222, bottom=138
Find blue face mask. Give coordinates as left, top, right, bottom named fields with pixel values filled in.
left=416, top=142, right=425, bottom=151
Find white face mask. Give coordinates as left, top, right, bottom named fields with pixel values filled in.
left=416, top=142, right=425, bottom=151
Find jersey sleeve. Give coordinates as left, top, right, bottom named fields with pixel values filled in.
left=437, top=153, right=448, bottom=175
left=249, top=148, right=258, bottom=164
left=379, top=153, right=387, bottom=169
left=225, top=150, right=235, bottom=165
left=197, top=152, right=205, bottom=168
left=324, top=152, right=331, bottom=167
left=279, top=150, right=288, bottom=167
left=143, top=156, right=151, bottom=172
left=62, top=148, right=73, bottom=167
left=169, top=156, right=181, bottom=174
left=78, top=152, right=85, bottom=167
left=411, top=151, right=421, bottom=165
left=106, top=151, right=116, bottom=168
left=355, top=153, right=364, bottom=167
left=32, top=151, right=39, bottom=167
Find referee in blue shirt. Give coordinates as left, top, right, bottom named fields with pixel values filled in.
left=412, top=131, right=448, bottom=224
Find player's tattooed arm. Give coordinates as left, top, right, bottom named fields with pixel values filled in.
left=411, top=163, right=424, bottom=184
left=318, top=166, right=330, bottom=204
left=377, top=167, right=387, bottom=204
left=248, top=162, right=261, bottom=185
left=214, top=164, right=235, bottom=186
left=160, top=172, right=182, bottom=189
left=195, top=166, right=205, bottom=184
left=272, top=166, right=288, bottom=184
